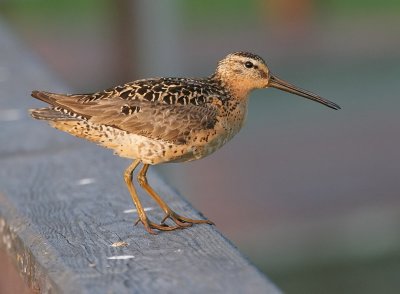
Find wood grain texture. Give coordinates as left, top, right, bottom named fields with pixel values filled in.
left=0, top=20, right=281, bottom=294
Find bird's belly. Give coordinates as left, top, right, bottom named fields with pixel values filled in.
left=50, top=119, right=171, bottom=164
left=51, top=119, right=241, bottom=165
left=131, top=128, right=235, bottom=165
left=131, top=135, right=224, bottom=164
left=110, top=132, right=205, bottom=165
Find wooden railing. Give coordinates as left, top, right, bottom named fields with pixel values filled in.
left=0, top=21, right=281, bottom=294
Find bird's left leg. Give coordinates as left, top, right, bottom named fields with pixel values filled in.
left=124, top=160, right=179, bottom=234
left=137, top=164, right=214, bottom=228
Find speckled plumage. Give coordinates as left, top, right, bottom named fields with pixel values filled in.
left=30, top=76, right=246, bottom=164
left=30, top=52, right=340, bottom=234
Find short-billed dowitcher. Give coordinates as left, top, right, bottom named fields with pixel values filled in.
left=30, top=52, right=340, bottom=234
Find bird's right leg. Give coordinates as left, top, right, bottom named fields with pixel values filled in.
left=124, top=160, right=179, bottom=234
left=137, top=164, right=214, bottom=228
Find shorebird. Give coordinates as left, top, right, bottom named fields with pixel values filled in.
left=30, top=52, right=340, bottom=234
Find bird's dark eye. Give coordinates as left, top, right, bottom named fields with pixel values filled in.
left=244, top=61, right=253, bottom=68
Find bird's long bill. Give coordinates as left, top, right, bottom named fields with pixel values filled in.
left=269, top=75, right=341, bottom=110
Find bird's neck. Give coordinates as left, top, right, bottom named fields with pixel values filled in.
left=209, top=73, right=253, bottom=100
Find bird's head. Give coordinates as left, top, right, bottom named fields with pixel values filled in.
left=215, top=52, right=270, bottom=93
left=214, top=52, right=340, bottom=110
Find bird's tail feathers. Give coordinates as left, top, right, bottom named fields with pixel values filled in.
left=29, top=107, right=76, bottom=121
left=31, top=90, right=61, bottom=104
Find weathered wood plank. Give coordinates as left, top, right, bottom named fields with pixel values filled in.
left=0, top=20, right=281, bottom=293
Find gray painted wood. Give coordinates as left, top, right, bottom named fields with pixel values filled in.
left=0, top=21, right=281, bottom=294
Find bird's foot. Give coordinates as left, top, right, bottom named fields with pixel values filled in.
left=134, top=217, right=181, bottom=235
left=134, top=212, right=214, bottom=234
left=161, top=211, right=214, bottom=228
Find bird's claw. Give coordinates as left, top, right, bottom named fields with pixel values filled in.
left=134, top=217, right=181, bottom=235
left=161, top=211, right=214, bottom=227
left=134, top=211, right=214, bottom=234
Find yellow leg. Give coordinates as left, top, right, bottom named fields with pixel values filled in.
left=124, top=160, right=179, bottom=234
left=137, top=164, right=214, bottom=228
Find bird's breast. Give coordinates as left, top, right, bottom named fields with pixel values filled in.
left=187, top=99, right=249, bottom=160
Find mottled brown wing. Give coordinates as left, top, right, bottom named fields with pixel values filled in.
left=47, top=94, right=218, bottom=144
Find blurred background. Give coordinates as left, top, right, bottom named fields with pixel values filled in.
left=1, top=0, right=400, bottom=293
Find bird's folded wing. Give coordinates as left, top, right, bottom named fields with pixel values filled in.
left=51, top=94, right=218, bottom=144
